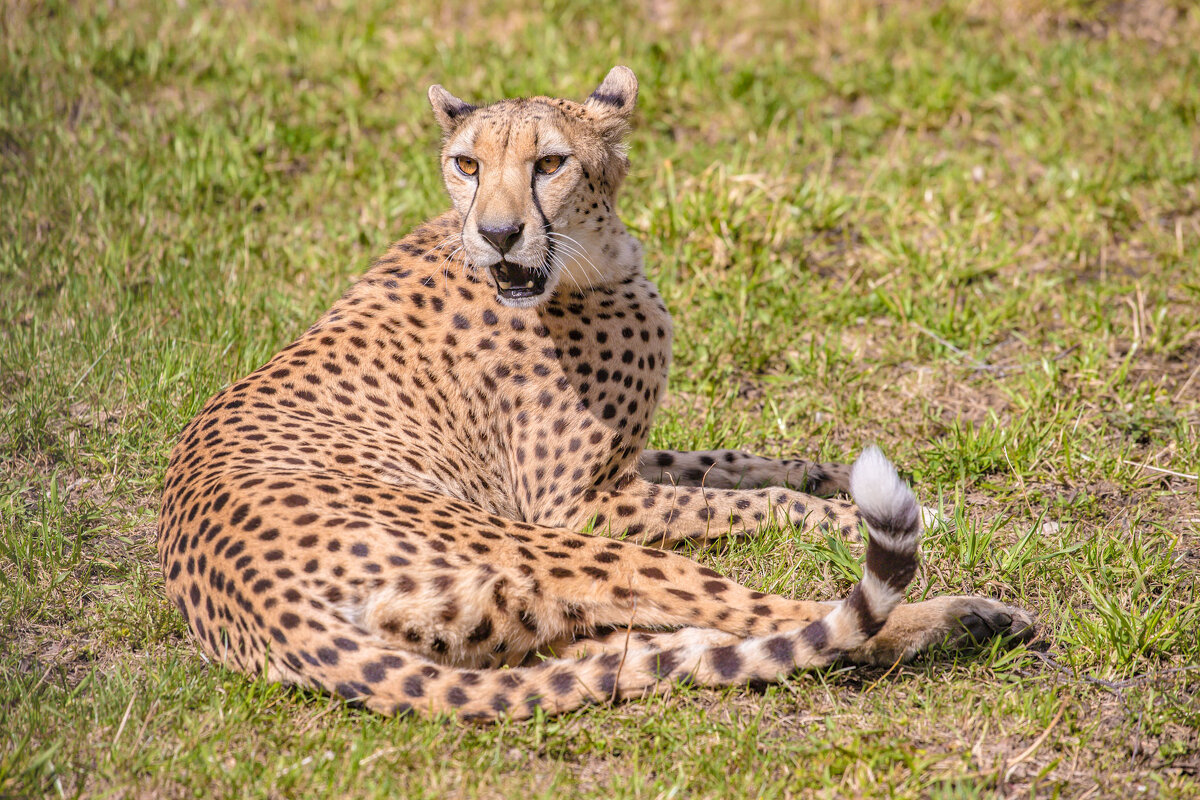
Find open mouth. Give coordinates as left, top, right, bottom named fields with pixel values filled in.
left=490, top=261, right=547, bottom=300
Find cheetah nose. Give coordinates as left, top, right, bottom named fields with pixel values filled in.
left=478, top=222, right=524, bottom=255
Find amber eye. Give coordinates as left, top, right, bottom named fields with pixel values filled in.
left=454, top=156, right=478, bottom=177
left=535, top=154, right=565, bottom=175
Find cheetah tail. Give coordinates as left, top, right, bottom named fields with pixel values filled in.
left=836, top=444, right=923, bottom=642
left=302, top=606, right=899, bottom=723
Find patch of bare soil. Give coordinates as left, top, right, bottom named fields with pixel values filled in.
left=640, top=0, right=1199, bottom=62
left=2, top=438, right=168, bottom=686
left=960, top=0, right=1199, bottom=46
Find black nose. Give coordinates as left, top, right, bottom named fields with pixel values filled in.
left=478, top=223, right=524, bottom=255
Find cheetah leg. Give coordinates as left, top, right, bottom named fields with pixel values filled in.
left=639, top=450, right=851, bottom=495
left=580, top=474, right=865, bottom=547
left=554, top=593, right=1036, bottom=666
left=503, top=532, right=842, bottom=640
left=542, top=450, right=958, bottom=658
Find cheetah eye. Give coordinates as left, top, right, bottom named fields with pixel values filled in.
left=535, top=155, right=565, bottom=176
left=454, top=156, right=478, bottom=177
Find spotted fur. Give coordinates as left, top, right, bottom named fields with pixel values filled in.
left=158, top=67, right=1035, bottom=721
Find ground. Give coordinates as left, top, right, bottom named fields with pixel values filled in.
left=1, top=0, right=1198, bottom=797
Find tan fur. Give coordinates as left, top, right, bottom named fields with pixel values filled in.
left=158, top=68, right=1034, bottom=721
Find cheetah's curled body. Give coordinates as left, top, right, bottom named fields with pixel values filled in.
left=158, top=67, right=1034, bottom=720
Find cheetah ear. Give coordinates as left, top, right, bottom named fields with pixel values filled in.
left=583, top=66, right=638, bottom=132
left=428, top=84, right=477, bottom=134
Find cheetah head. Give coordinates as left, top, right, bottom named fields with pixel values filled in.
left=428, top=67, right=639, bottom=308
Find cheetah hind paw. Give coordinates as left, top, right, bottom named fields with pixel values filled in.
left=849, top=595, right=1038, bottom=667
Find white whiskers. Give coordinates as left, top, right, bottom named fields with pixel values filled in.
left=545, top=231, right=604, bottom=289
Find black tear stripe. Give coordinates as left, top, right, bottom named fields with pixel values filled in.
left=529, top=167, right=555, bottom=276
left=461, top=179, right=480, bottom=280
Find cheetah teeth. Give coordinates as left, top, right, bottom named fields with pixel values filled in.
left=496, top=279, right=535, bottom=290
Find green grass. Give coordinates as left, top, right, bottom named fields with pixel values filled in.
left=3, top=0, right=1199, bottom=796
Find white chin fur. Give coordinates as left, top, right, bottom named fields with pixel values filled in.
left=849, top=445, right=918, bottom=525
left=497, top=293, right=548, bottom=309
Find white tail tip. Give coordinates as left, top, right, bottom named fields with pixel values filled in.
left=849, top=445, right=918, bottom=526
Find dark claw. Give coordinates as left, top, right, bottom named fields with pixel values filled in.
left=955, top=607, right=1037, bottom=648
left=956, top=611, right=1002, bottom=644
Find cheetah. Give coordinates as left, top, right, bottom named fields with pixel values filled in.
left=158, top=67, right=1035, bottom=721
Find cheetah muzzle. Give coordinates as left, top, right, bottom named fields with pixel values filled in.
left=157, top=65, right=1037, bottom=723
